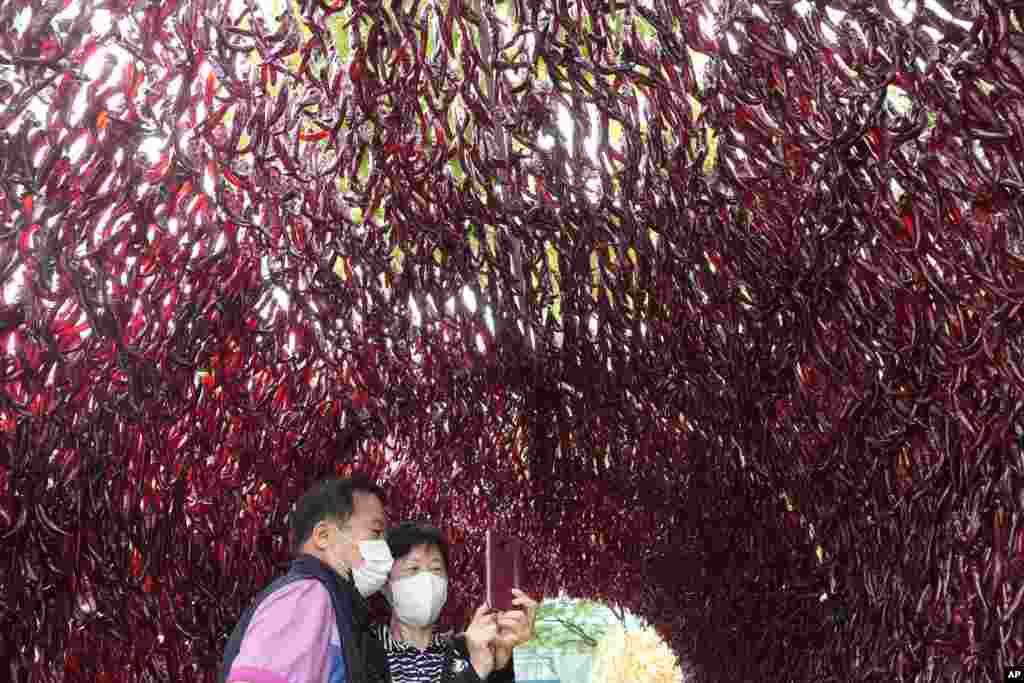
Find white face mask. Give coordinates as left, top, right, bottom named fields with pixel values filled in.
left=385, top=572, right=449, bottom=627
left=352, top=539, right=394, bottom=597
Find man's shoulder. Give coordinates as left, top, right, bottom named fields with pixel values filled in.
left=256, top=577, right=333, bottom=614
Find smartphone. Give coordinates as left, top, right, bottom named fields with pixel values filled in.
left=486, top=530, right=525, bottom=611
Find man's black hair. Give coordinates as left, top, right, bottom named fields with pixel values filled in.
left=386, top=521, right=450, bottom=571
left=289, top=474, right=386, bottom=553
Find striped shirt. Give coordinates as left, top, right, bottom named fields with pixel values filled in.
left=373, top=624, right=463, bottom=683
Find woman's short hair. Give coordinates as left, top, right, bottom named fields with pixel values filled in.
left=386, top=521, right=450, bottom=570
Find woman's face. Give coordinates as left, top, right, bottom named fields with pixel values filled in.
left=386, top=543, right=450, bottom=628
left=389, top=543, right=447, bottom=584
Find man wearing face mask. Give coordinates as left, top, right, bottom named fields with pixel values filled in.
left=368, top=522, right=539, bottom=683
left=219, top=475, right=396, bottom=683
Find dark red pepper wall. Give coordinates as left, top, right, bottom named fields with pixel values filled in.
left=2, top=0, right=1023, bottom=680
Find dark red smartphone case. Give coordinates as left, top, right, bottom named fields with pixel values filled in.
left=486, top=530, right=524, bottom=611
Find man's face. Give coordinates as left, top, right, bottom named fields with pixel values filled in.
left=318, top=491, right=387, bottom=576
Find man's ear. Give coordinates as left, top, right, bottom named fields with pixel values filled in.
left=310, top=520, right=334, bottom=551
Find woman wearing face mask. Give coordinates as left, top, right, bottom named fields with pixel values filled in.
left=368, top=522, right=538, bottom=683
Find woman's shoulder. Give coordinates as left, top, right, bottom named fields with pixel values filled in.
left=368, top=623, right=461, bottom=653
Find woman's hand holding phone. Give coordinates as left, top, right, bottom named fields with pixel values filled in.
left=493, top=589, right=540, bottom=670
left=496, top=589, right=538, bottom=644
left=484, top=532, right=539, bottom=671
left=465, top=604, right=499, bottom=679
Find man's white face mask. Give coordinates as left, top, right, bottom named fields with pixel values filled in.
left=352, top=539, right=395, bottom=597
left=385, top=572, right=449, bottom=627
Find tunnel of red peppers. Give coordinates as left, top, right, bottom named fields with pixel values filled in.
left=2, top=0, right=1024, bottom=679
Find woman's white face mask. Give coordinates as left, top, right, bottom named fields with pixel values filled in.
left=385, top=572, right=449, bottom=627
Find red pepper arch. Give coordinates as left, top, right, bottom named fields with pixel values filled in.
left=2, top=0, right=1024, bottom=680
